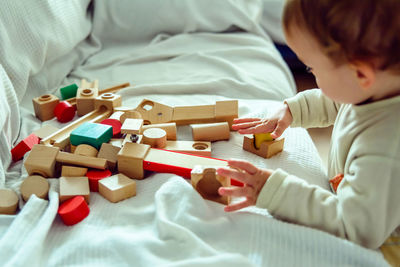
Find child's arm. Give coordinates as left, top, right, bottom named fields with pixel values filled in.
left=219, top=156, right=400, bottom=249
left=285, top=89, right=341, bottom=128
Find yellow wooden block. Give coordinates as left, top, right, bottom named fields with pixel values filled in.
left=254, top=133, right=274, bottom=149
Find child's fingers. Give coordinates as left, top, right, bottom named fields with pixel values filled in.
left=270, top=120, right=288, bottom=138
left=227, top=159, right=258, bottom=175
left=218, top=186, right=253, bottom=197
left=232, top=121, right=260, bottom=131
left=237, top=126, right=258, bottom=134
left=233, top=118, right=261, bottom=124
left=224, top=199, right=252, bottom=212
left=217, top=167, right=253, bottom=185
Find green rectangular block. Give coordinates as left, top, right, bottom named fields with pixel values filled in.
left=70, top=122, right=113, bottom=150
left=60, top=83, right=78, bottom=100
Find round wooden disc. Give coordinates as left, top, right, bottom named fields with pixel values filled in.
left=143, top=128, right=167, bottom=148
left=0, top=188, right=19, bottom=214
left=20, top=175, right=50, bottom=202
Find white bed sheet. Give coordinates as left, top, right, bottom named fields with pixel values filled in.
left=0, top=2, right=388, bottom=266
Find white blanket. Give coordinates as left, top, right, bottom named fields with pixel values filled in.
left=0, top=1, right=388, bottom=266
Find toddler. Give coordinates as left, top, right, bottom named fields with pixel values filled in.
left=218, top=0, right=400, bottom=257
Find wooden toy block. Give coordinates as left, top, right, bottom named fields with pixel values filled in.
left=109, top=111, right=125, bottom=121
left=70, top=122, right=113, bottom=150
left=56, top=151, right=107, bottom=170
left=41, top=107, right=112, bottom=149
left=142, top=122, right=177, bottom=140
left=114, top=106, right=136, bottom=113
left=172, top=104, right=215, bottom=125
left=33, top=125, right=59, bottom=139
left=329, top=173, right=344, bottom=193
left=243, top=135, right=284, bottom=158
left=60, top=83, right=79, bottom=100
left=191, top=122, right=230, bottom=141
left=142, top=128, right=167, bottom=148
left=0, top=188, right=19, bottom=215
left=59, top=176, right=90, bottom=204
left=11, top=133, right=40, bottom=161
left=76, top=79, right=99, bottom=116
left=94, top=93, right=122, bottom=111
left=121, top=118, right=144, bottom=135
left=97, top=143, right=121, bottom=170
left=24, top=144, right=59, bottom=177
left=54, top=101, right=76, bottom=123
left=32, top=94, right=60, bottom=121
left=98, top=173, right=136, bottom=203
left=20, top=175, right=50, bottom=202
left=191, top=165, right=230, bottom=205
left=117, top=142, right=151, bottom=179
left=86, top=169, right=112, bottom=192
left=67, top=82, right=130, bottom=108
left=122, top=134, right=143, bottom=146
left=74, top=144, right=98, bottom=157
left=101, top=118, right=122, bottom=137
left=164, top=141, right=212, bottom=157
left=134, top=99, right=174, bottom=125
left=58, top=196, right=90, bottom=226
left=254, top=133, right=273, bottom=149
left=61, top=166, right=88, bottom=177
left=120, top=110, right=143, bottom=124
left=215, top=100, right=238, bottom=128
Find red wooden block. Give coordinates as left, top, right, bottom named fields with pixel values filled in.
left=58, top=196, right=90, bottom=226
left=86, top=169, right=112, bottom=192
left=100, top=118, right=122, bottom=137
left=11, top=133, right=40, bottom=161
left=329, top=173, right=344, bottom=193
left=54, top=101, right=76, bottom=123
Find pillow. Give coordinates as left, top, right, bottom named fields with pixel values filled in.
left=260, top=0, right=286, bottom=44
left=92, top=0, right=264, bottom=45
left=0, top=1, right=93, bottom=107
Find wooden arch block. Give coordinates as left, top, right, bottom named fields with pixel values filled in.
left=191, top=165, right=230, bottom=205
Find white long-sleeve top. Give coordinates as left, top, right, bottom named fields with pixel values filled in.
left=256, top=89, right=400, bottom=249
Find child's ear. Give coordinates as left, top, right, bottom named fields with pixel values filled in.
left=349, top=62, right=376, bottom=90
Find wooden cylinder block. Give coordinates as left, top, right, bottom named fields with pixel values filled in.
left=0, top=188, right=19, bottom=215
left=142, top=128, right=167, bottom=148
left=142, top=123, right=177, bottom=140
left=191, top=122, right=230, bottom=141
left=20, top=175, right=50, bottom=202
left=74, top=144, right=98, bottom=157
left=58, top=196, right=90, bottom=226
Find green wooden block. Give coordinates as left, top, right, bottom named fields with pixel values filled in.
left=60, top=83, right=79, bottom=100
left=70, top=122, right=113, bottom=150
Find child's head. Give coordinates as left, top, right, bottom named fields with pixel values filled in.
left=283, top=0, right=400, bottom=104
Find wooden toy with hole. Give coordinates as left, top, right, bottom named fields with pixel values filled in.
left=243, top=133, right=284, bottom=158
left=134, top=99, right=238, bottom=128
left=117, top=142, right=243, bottom=186
left=191, top=165, right=230, bottom=205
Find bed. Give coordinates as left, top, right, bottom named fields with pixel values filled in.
left=0, top=1, right=388, bottom=266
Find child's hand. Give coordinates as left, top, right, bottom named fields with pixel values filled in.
left=217, top=159, right=272, bottom=212
left=232, top=103, right=293, bottom=139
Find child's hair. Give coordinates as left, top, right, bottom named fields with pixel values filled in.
left=283, top=0, right=400, bottom=72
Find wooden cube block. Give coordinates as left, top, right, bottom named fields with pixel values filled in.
left=243, top=135, right=284, bottom=158
left=20, top=175, right=50, bottom=202
left=70, top=122, right=113, bottom=150
left=191, top=165, right=230, bottom=205
left=121, top=118, right=144, bottom=135
left=24, top=144, right=59, bottom=177
left=98, top=173, right=136, bottom=203
left=97, top=143, right=121, bottom=170
left=0, top=188, right=19, bottom=215
left=117, top=142, right=150, bottom=179
left=59, top=176, right=90, bottom=204
left=61, top=166, right=88, bottom=177
left=94, top=93, right=122, bottom=111
left=215, top=100, right=238, bottom=128
left=32, top=94, right=60, bottom=121
left=76, top=80, right=99, bottom=116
